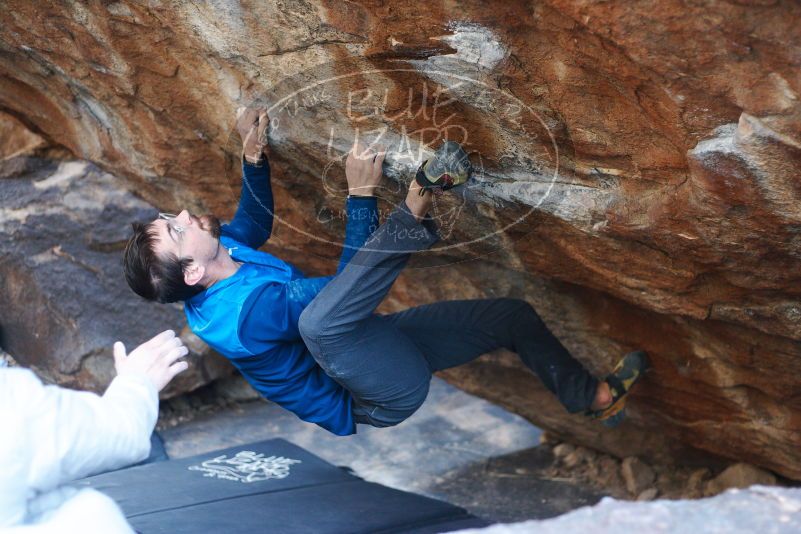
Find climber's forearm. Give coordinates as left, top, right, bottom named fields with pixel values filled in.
left=336, top=195, right=380, bottom=274
left=221, top=157, right=275, bottom=248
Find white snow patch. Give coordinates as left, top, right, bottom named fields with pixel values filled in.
left=455, top=485, right=801, bottom=534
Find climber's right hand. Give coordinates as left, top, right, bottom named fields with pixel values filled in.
left=237, top=107, right=270, bottom=164
left=346, top=140, right=386, bottom=197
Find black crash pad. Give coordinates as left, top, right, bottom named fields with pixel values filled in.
left=77, top=438, right=491, bottom=533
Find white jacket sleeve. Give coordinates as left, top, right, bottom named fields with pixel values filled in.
left=0, top=489, right=136, bottom=534
left=0, top=367, right=158, bottom=525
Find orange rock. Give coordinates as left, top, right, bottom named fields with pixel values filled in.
left=0, top=111, right=45, bottom=160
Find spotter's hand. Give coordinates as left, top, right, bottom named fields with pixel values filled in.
left=113, top=330, right=189, bottom=392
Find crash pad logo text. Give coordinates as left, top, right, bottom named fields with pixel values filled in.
left=188, top=451, right=302, bottom=483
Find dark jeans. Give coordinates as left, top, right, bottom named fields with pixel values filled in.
left=299, top=201, right=599, bottom=428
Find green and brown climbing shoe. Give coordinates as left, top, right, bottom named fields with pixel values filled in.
left=587, top=350, right=649, bottom=428
left=415, top=141, right=473, bottom=196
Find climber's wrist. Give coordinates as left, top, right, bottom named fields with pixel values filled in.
left=243, top=145, right=267, bottom=167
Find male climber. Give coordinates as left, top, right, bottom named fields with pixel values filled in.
left=123, top=107, right=648, bottom=435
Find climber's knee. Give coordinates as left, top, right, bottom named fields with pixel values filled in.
left=353, top=379, right=430, bottom=428
left=297, top=304, right=321, bottom=344
left=298, top=301, right=340, bottom=346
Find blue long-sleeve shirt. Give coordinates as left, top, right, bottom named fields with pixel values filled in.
left=184, top=157, right=379, bottom=435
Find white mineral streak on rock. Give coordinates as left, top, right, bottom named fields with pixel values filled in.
left=690, top=123, right=738, bottom=157
left=401, top=21, right=610, bottom=221
left=407, top=23, right=506, bottom=118
left=764, top=73, right=798, bottom=112
left=1, top=162, right=152, bottom=231
left=180, top=1, right=247, bottom=59
left=214, top=62, right=244, bottom=102
left=307, top=127, right=607, bottom=224
left=455, top=486, right=801, bottom=534
left=490, top=177, right=610, bottom=225
left=690, top=115, right=801, bottom=223
left=33, top=161, right=88, bottom=190
left=63, top=171, right=145, bottom=212
left=105, top=2, right=133, bottom=18
left=77, top=94, right=113, bottom=131
left=438, top=21, right=508, bottom=71
left=0, top=206, right=43, bottom=230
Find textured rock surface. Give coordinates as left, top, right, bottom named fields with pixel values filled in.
left=0, top=110, right=45, bottom=160
left=621, top=456, right=656, bottom=496
left=0, top=159, right=233, bottom=395
left=706, top=462, right=778, bottom=496
left=455, top=486, right=801, bottom=534
left=1, top=1, right=801, bottom=477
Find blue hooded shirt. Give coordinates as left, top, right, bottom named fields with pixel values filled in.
left=184, top=157, right=379, bottom=435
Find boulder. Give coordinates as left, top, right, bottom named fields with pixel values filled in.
left=596, top=456, right=623, bottom=491
left=685, top=468, right=712, bottom=499
left=552, top=443, right=575, bottom=461
left=562, top=445, right=596, bottom=469
left=636, top=488, right=658, bottom=501
left=621, top=457, right=656, bottom=496
left=1, top=0, right=801, bottom=478
left=0, top=345, right=15, bottom=367
left=0, top=159, right=233, bottom=396
left=705, top=463, right=778, bottom=496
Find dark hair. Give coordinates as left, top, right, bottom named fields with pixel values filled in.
left=123, top=222, right=204, bottom=303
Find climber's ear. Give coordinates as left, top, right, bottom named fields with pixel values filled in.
left=183, top=261, right=205, bottom=286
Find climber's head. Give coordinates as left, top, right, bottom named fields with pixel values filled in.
left=123, top=209, right=222, bottom=303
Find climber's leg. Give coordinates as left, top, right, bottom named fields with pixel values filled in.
left=298, top=198, right=441, bottom=427
left=382, top=297, right=603, bottom=414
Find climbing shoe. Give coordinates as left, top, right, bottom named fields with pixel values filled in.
left=414, top=141, right=473, bottom=196
left=587, top=350, right=650, bottom=428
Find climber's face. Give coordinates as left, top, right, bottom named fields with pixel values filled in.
left=150, top=210, right=222, bottom=269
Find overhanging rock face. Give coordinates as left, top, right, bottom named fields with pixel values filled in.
left=1, top=2, right=800, bottom=477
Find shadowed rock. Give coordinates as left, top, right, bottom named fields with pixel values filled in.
left=0, top=160, right=232, bottom=396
